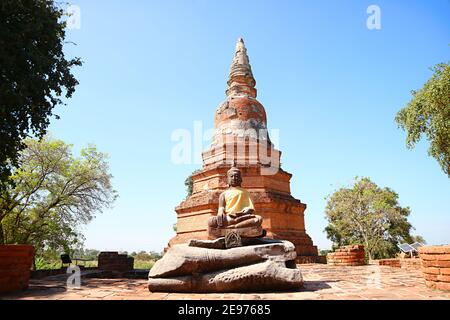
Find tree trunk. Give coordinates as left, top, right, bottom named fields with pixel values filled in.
left=364, top=238, right=372, bottom=261
left=0, top=222, right=4, bottom=244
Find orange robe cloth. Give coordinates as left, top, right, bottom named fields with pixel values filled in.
left=223, top=187, right=254, bottom=216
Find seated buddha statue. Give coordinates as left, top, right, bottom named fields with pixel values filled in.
left=207, top=162, right=265, bottom=239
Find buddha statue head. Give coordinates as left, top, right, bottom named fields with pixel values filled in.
left=227, top=161, right=242, bottom=187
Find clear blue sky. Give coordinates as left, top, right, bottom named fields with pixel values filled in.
left=51, top=0, right=450, bottom=253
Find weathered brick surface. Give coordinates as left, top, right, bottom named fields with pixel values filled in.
left=315, top=256, right=327, bottom=264
left=377, top=259, right=401, bottom=268
left=423, top=260, right=450, bottom=268
left=436, top=282, right=450, bottom=291
left=419, top=246, right=450, bottom=254
left=422, top=267, right=441, bottom=275
left=98, top=252, right=133, bottom=272
left=423, top=273, right=438, bottom=281
left=296, top=256, right=317, bottom=264
left=327, top=245, right=365, bottom=266
left=0, top=245, right=34, bottom=294
left=420, top=253, right=450, bottom=261
left=441, top=268, right=450, bottom=275
left=437, top=275, right=450, bottom=282
left=419, top=245, right=450, bottom=291
left=371, top=258, right=422, bottom=271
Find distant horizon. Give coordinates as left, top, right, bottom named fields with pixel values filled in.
left=49, top=0, right=449, bottom=253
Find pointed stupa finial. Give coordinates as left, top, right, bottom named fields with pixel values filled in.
left=236, top=37, right=245, bottom=50
left=226, top=38, right=257, bottom=98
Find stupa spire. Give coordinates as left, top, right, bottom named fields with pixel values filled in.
left=226, top=38, right=257, bottom=98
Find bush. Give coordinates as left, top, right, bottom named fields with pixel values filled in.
left=134, top=259, right=155, bottom=270
left=34, top=257, right=61, bottom=270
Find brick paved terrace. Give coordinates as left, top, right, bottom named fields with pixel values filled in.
left=1, top=264, right=450, bottom=300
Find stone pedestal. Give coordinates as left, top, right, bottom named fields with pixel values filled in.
left=149, top=239, right=303, bottom=293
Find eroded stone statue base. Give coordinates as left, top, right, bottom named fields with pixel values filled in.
left=188, top=236, right=281, bottom=250
left=148, top=260, right=302, bottom=293
left=148, top=239, right=303, bottom=293
left=208, top=225, right=264, bottom=239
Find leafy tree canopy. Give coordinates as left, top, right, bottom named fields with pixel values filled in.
left=0, top=0, right=82, bottom=188
left=0, top=136, right=117, bottom=256
left=130, top=251, right=162, bottom=261
left=395, top=62, right=450, bottom=177
left=324, top=177, right=421, bottom=260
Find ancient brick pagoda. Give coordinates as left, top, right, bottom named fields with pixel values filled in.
left=168, top=38, right=318, bottom=263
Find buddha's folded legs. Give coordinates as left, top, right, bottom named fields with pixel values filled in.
left=229, top=214, right=262, bottom=228
left=208, top=214, right=262, bottom=228
left=207, top=214, right=264, bottom=239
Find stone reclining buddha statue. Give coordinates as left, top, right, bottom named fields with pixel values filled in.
left=207, top=160, right=266, bottom=241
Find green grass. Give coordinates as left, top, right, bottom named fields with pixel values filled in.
left=82, top=260, right=98, bottom=268
left=35, top=258, right=61, bottom=270
left=133, top=259, right=155, bottom=270
left=34, top=258, right=156, bottom=270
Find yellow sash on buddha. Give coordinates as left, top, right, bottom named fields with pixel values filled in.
left=224, top=187, right=254, bottom=215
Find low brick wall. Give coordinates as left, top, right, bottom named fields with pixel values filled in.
left=98, top=252, right=134, bottom=272
left=371, top=258, right=422, bottom=270
left=0, top=245, right=35, bottom=294
left=296, top=256, right=317, bottom=264
left=327, top=245, right=365, bottom=266
left=377, top=259, right=401, bottom=268
left=419, top=245, right=450, bottom=291
left=400, top=258, right=422, bottom=270
left=31, top=267, right=99, bottom=279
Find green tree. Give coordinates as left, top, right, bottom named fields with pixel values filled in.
left=324, top=177, right=414, bottom=260
left=395, top=62, right=450, bottom=177
left=319, top=249, right=331, bottom=256
left=0, top=136, right=118, bottom=257
left=72, top=248, right=100, bottom=260
left=134, top=251, right=152, bottom=261
left=0, top=0, right=82, bottom=189
left=149, top=251, right=163, bottom=260
left=411, top=235, right=427, bottom=245
left=184, top=169, right=202, bottom=198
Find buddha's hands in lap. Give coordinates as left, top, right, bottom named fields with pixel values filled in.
left=217, top=211, right=227, bottom=227
left=229, top=207, right=255, bottom=218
